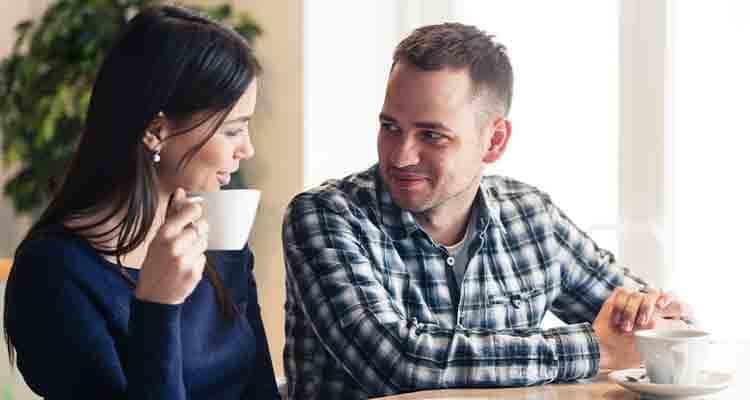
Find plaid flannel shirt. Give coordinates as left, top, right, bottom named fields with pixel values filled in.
left=283, top=165, right=647, bottom=399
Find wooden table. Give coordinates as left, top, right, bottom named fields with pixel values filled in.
left=372, top=369, right=747, bottom=399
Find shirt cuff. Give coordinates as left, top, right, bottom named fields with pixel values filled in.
left=544, top=323, right=600, bottom=381
left=130, top=298, right=182, bottom=332
left=127, top=298, right=185, bottom=397
left=128, top=298, right=182, bottom=360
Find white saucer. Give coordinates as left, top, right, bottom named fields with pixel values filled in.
left=609, top=368, right=733, bottom=398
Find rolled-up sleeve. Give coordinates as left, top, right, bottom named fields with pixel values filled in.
left=283, top=193, right=601, bottom=397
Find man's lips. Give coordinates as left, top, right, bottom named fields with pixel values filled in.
left=388, top=170, right=429, bottom=188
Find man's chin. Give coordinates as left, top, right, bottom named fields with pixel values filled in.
left=390, top=193, right=430, bottom=213
left=383, top=178, right=432, bottom=212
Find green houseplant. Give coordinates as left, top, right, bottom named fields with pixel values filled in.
left=0, top=0, right=262, bottom=215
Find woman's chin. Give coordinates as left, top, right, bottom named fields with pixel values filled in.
left=183, top=182, right=221, bottom=194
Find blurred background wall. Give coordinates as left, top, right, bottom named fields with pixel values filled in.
left=1, top=1, right=748, bottom=398
left=1, top=2, right=50, bottom=398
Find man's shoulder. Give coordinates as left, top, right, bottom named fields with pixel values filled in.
left=288, top=166, right=378, bottom=214
left=480, top=175, right=555, bottom=220
left=481, top=175, right=550, bottom=200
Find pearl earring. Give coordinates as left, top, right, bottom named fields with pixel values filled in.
left=149, top=112, right=165, bottom=164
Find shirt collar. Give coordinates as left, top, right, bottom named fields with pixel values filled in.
left=478, top=179, right=506, bottom=233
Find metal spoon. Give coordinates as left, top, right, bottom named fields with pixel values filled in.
left=661, top=315, right=696, bottom=326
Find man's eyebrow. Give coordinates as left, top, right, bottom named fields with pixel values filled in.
left=379, top=113, right=396, bottom=122
left=414, top=121, right=453, bottom=132
left=379, top=113, right=454, bottom=133
left=223, top=115, right=251, bottom=125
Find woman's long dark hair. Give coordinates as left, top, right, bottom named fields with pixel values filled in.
left=4, top=5, right=261, bottom=364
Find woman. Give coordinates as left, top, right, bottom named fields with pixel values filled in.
left=3, top=5, right=279, bottom=399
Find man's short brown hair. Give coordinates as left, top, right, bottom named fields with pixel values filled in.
left=393, top=23, right=514, bottom=122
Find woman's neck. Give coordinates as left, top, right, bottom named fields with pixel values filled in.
left=63, top=190, right=170, bottom=269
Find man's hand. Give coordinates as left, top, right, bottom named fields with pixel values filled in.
left=593, top=288, right=643, bottom=370
left=650, top=292, right=696, bottom=329
left=608, top=287, right=695, bottom=334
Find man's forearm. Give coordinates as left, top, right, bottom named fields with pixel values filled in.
left=289, top=269, right=600, bottom=394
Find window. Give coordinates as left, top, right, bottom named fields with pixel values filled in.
left=304, top=0, right=747, bottom=350
left=303, top=2, right=401, bottom=188
left=671, top=0, right=750, bottom=341
left=304, top=2, right=620, bottom=256
left=455, top=1, right=620, bottom=252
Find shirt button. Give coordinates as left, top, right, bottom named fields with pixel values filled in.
left=446, top=256, right=455, bottom=266
left=510, top=296, right=522, bottom=309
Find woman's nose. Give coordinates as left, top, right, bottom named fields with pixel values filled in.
left=236, top=134, right=254, bottom=160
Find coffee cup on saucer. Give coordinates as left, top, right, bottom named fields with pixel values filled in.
left=634, top=328, right=710, bottom=385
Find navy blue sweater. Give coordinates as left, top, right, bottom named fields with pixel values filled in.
left=5, top=229, right=280, bottom=399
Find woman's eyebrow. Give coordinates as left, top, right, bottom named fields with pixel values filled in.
left=223, top=115, right=251, bottom=125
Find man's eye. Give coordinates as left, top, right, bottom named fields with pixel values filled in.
left=380, top=122, right=399, bottom=133
left=422, top=131, right=444, bottom=141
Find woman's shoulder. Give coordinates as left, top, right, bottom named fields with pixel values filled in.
left=17, top=230, right=87, bottom=262
left=12, top=229, right=105, bottom=283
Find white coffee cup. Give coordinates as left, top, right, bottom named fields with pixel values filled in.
left=634, top=329, right=710, bottom=385
left=188, top=189, right=261, bottom=250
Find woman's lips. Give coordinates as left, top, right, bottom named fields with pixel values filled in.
left=217, top=167, right=239, bottom=186
left=217, top=172, right=231, bottom=185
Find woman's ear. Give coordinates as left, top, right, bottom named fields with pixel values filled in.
left=142, top=130, right=162, bottom=153
left=482, top=118, right=512, bottom=163
left=142, top=112, right=166, bottom=152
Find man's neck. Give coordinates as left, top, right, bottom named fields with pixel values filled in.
left=413, top=186, right=479, bottom=247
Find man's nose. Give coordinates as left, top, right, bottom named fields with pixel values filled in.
left=389, top=134, right=420, bottom=168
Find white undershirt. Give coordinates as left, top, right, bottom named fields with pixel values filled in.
left=443, top=206, right=478, bottom=287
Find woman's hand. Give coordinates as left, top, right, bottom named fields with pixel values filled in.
left=135, top=188, right=209, bottom=304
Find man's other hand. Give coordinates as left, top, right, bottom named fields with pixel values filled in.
left=593, top=288, right=643, bottom=370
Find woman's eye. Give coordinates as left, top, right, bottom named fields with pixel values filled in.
left=224, top=129, right=245, bottom=137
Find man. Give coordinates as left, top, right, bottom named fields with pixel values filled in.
left=283, top=23, right=692, bottom=399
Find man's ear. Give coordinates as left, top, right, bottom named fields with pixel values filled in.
left=482, top=118, right=512, bottom=163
